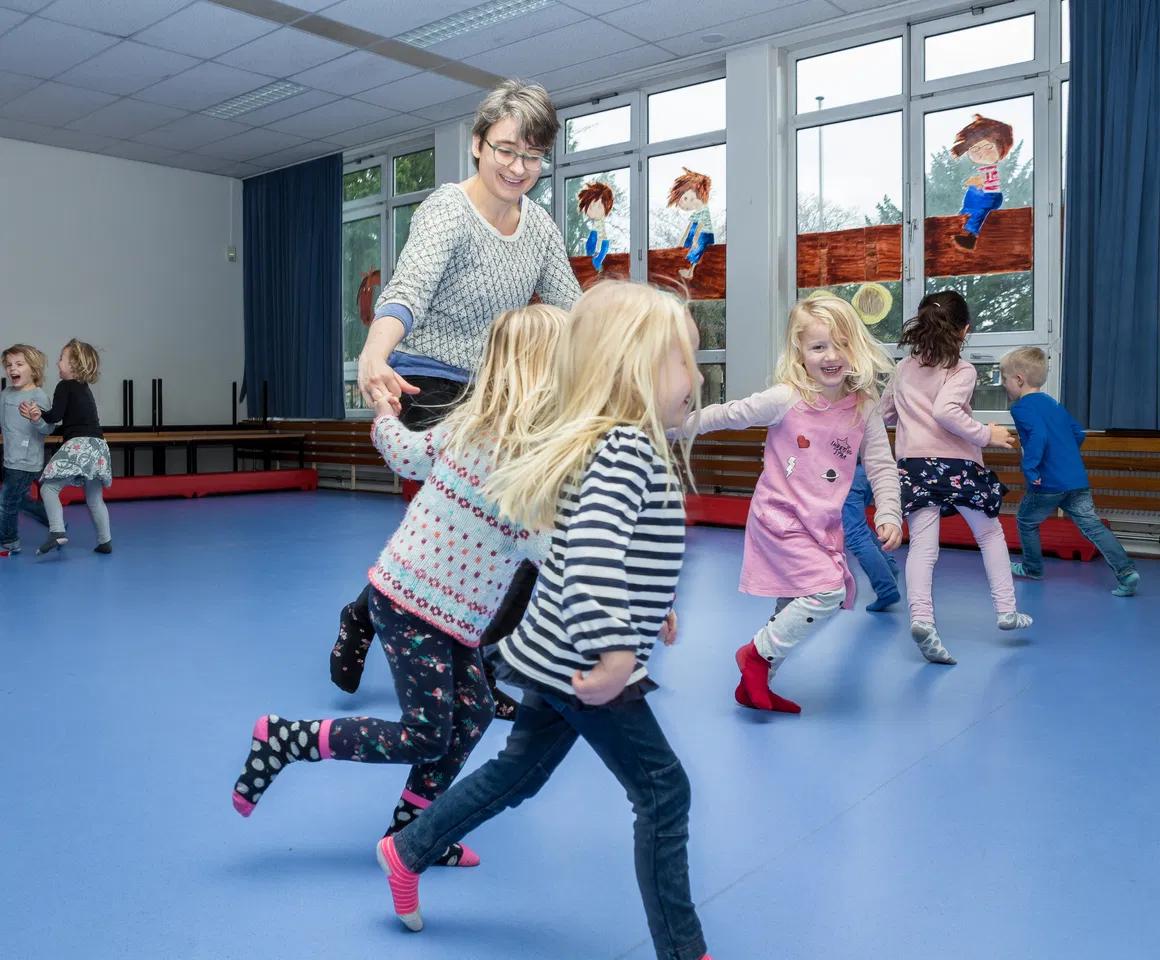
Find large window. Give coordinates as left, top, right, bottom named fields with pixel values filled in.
left=790, top=0, right=1068, bottom=416
left=553, top=76, right=727, bottom=404
left=341, top=143, right=435, bottom=414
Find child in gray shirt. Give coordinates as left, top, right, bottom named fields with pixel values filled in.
left=2, top=344, right=53, bottom=554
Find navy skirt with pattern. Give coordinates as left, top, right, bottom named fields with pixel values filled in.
left=898, top=457, right=1007, bottom=518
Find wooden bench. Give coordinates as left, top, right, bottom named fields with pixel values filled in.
left=686, top=429, right=1160, bottom=559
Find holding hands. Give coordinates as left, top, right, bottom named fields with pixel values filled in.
left=19, top=400, right=42, bottom=422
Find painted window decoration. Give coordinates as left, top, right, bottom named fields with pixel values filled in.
left=565, top=167, right=630, bottom=285
left=924, top=96, right=1034, bottom=333
left=647, top=145, right=726, bottom=301
left=795, top=112, right=905, bottom=343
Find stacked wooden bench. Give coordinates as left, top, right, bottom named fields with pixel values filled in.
left=685, top=429, right=1160, bottom=560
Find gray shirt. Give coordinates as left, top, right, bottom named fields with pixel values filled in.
left=376, top=184, right=581, bottom=374
left=2, top=386, right=53, bottom=472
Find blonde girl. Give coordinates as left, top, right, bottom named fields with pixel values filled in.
left=377, top=281, right=715, bottom=960
left=231, top=304, right=565, bottom=872
left=686, top=295, right=903, bottom=714
left=24, top=339, right=113, bottom=556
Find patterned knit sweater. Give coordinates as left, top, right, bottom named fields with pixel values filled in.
left=367, top=414, right=549, bottom=646
left=375, top=183, right=581, bottom=374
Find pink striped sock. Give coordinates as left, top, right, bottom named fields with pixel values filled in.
left=396, top=790, right=480, bottom=867
left=376, top=836, right=423, bottom=932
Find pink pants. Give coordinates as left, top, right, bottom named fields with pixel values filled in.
left=905, top=505, right=1016, bottom=623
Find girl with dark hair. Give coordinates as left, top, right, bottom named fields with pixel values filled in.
left=882, top=290, right=1032, bottom=664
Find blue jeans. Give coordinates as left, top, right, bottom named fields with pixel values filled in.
left=682, top=226, right=715, bottom=266
left=0, top=468, right=49, bottom=548
left=586, top=229, right=610, bottom=270
left=1016, top=488, right=1135, bottom=580
left=842, top=463, right=899, bottom=600
left=393, top=690, right=707, bottom=960
left=960, top=186, right=1003, bottom=236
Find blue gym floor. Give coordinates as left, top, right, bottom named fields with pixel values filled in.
left=1, top=491, right=1156, bottom=959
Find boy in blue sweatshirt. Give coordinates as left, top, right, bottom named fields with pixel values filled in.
left=1000, top=347, right=1139, bottom=596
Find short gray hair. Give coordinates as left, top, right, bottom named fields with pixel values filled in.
left=471, top=79, right=559, bottom=167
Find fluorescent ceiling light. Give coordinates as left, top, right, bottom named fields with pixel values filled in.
left=398, top=0, right=553, bottom=49
left=204, top=81, right=308, bottom=120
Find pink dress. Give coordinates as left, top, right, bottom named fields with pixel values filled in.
left=692, top=385, right=901, bottom=606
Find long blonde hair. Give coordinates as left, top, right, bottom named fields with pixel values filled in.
left=487, top=281, right=699, bottom=531
left=442, top=303, right=567, bottom=465
left=63, top=338, right=101, bottom=384
left=775, top=296, right=893, bottom=411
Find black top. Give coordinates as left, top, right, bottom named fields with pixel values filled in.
left=41, top=380, right=103, bottom=441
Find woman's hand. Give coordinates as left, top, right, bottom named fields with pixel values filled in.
left=876, top=523, right=903, bottom=551
left=572, top=650, right=637, bottom=706
left=358, top=315, right=420, bottom=407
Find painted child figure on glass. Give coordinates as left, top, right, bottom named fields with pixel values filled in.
left=579, top=180, right=613, bottom=271
left=951, top=114, right=1014, bottom=250
left=668, top=167, right=714, bottom=280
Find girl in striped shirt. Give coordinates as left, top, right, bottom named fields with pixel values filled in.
left=230, top=305, right=565, bottom=871
left=377, top=281, right=715, bottom=960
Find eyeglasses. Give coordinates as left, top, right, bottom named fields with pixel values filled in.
left=483, top=139, right=549, bottom=171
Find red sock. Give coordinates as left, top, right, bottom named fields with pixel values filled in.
left=734, top=643, right=801, bottom=713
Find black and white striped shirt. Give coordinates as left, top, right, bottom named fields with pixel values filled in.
left=496, top=427, right=686, bottom=699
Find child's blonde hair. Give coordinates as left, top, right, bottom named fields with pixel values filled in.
left=999, top=346, right=1048, bottom=387
left=443, top=303, right=568, bottom=464
left=2, top=344, right=46, bottom=386
left=63, top=339, right=101, bottom=384
left=487, top=281, right=698, bottom=530
left=776, top=295, right=894, bottom=411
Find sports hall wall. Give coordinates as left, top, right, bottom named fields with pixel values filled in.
left=0, top=135, right=243, bottom=426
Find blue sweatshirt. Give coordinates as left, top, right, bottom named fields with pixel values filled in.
left=1009, top=391, right=1089, bottom=492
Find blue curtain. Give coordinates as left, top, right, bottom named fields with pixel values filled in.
left=244, top=154, right=343, bottom=420
left=1062, top=0, right=1160, bottom=429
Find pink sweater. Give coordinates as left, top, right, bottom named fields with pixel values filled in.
left=881, top=357, right=990, bottom=464
left=686, top=385, right=901, bottom=603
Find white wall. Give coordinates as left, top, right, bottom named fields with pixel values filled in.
left=0, top=136, right=243, bottom=426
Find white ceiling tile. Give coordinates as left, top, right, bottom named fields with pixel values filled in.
left=421, top=4, right=586, bottom=60
left=267, top=97, right=394, bottom=138
left=196, top=126, right=309, bottom=161
left=657, top=0, right=842, bottom=55
left=249, top=139, right=340, bottom=168
left=0, top=0, right=53, bottom=11
left=218, top=159, right=263, bottom=178
left=290, top=50, right=418, bottom=96
left=0, top=80, right=118, bottom=123
left=559, top=0, right=645, bottom=13
left=605, top=0, right=829, bottom=42
left=67, top=97, right=186, bottom=137
left=533, top=42, right=671, bottom=92
left=0, top=16, right=118, bottom=79
left=38, top=0, right=191, bottom=36
left=465, top=19, right=641, bottom=76
left=100, top=140, right=182, bottom=164
left=0, top=69, right=40, bottom=104
left=216, top=27, right=354, bottom=77
left=407, top=90, right=483, bottom=122
left=326, top=113, right=424, bottom=147
left=0, top=116, right=55, bottom=141
left=355, top=72, right=477, bottom=112
left=134, top=61, right=271, bottom=111
left=135, top=112, right=250, bottom=150
left=226, top=88, right=337, bottom=125
left=169, top=151, right=234, bottom=173
left=33, top=126, right=119, bottom=152
left=55, top=40, right=199, bottom=96
left=321, top=0, right=480, bottom=37
left=135, top=0, right=278, bottom=59
left=0, top=8, right=27, bottom=33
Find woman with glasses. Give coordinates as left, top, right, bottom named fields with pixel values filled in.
left=332, top=81, right=582, bottom=734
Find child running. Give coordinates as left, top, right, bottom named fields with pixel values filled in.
left=1, top=344, right=53, bottom=556
left=377, top=281, right=714, bottom=960
left=843, top=459, right=902, bottom=611
left=231, top=305, right=565, bottom=868
left=1001, top=346, right=1140, bottom=596
left=23, top=339, right=113, bottom=556
left=683, top=294, right=902, bottom=714
left=882, top=290, right=1032, bottom=665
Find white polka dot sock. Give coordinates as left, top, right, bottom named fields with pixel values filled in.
left=232, top=714, right=326, bottom=817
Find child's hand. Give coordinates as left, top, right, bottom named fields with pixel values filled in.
left=572, top=650, right=636, bottom=706
left=876, top=523, right=903, bottom=551
left=372, top=392, right=402, bottom=418
left=659, top=610, right=678, bottom=646
left=987, top=423, right=1014, bottom=448
left=19, top=401, right=41, bottom=421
